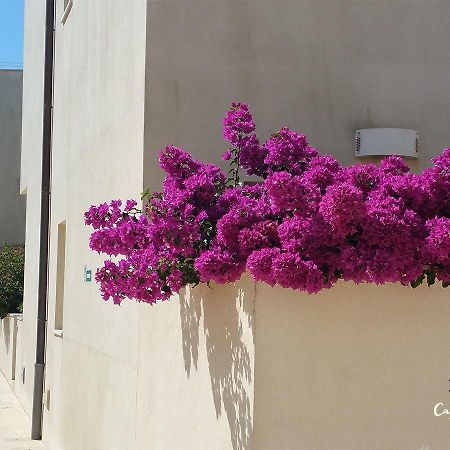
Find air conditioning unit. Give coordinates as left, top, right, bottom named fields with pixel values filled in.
left=355, top=128, right=419, bottom=158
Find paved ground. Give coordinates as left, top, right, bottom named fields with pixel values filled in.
left=0, top=373, right=46, bottom=450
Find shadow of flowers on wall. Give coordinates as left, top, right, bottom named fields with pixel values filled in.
left=180, top=279, right=255, bottom=450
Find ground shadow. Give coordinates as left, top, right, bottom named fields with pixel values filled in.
left=180, top=280, right=255, bottom=450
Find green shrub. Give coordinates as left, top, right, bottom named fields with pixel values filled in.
left=0, top=243, right=25, bottom=319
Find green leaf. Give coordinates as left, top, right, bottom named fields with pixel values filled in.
left=426, top=271, right=436, bottom=287
left=410, top=273, right=425, bottom=289
left=140, top=189, right=151, bottom=200
left=0, top=243, right=25, bottom=316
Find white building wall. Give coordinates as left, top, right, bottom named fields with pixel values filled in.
left=20, top=0, right=147, bottom=447
left=40, top=0, right=147, bottom=448
left=0, top=69, right=25, bottom=395
left=253, top=281, right=450, bottom=450
left=16, top=0, right=46, bottom=417
left=134, top=277, right=450, bottom=450
left=138, top=2, right=450, bottom=448
left=0, top=70, right=25, bottom=245
left=17, top=1, right=450, bottom=449
left=143, top=0, right=450, bottom=188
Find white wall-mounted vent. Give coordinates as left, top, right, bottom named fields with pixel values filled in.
left=355, top=128, right=419, bottom=158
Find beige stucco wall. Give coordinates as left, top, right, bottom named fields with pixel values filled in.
left=16, top=0, right=450, bottom=449
left=253, top=281, right=450, bottom=450
left=132, top=274, right=450, bottom=450
left=144, top=0, right=450, bottom=190
left=0, top=70, right=25, bottom=245
left=135, top=275, right=256, bottom=450
left=20, top=0, right=147, bottom=446
left=40, top=0, right=147, bottom=448
left=138, top=2, right=450, bottom=448
left=17, top=0, right=46, bottom=418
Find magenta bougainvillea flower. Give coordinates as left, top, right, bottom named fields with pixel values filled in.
left=85, top=103, right=450, bottom=305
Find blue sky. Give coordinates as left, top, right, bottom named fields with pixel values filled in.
left=0, top=0, right=24, bottom=69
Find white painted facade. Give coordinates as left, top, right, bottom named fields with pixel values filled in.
left=0, top=69, right=25, bottom=245
left=3, top=1, right=450, bottom=449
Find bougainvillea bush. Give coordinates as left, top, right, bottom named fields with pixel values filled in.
left=85, top=103, right=450, bottom=305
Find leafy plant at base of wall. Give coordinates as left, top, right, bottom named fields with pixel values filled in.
left=0, top=244, right=25, bottom=319
left=85, top=103, right=450, bottom=306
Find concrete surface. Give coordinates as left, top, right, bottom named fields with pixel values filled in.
left=0, top=372, right=46, bottom=450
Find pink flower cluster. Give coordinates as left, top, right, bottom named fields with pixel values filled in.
left=85, top=103, right=450, bottom=305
